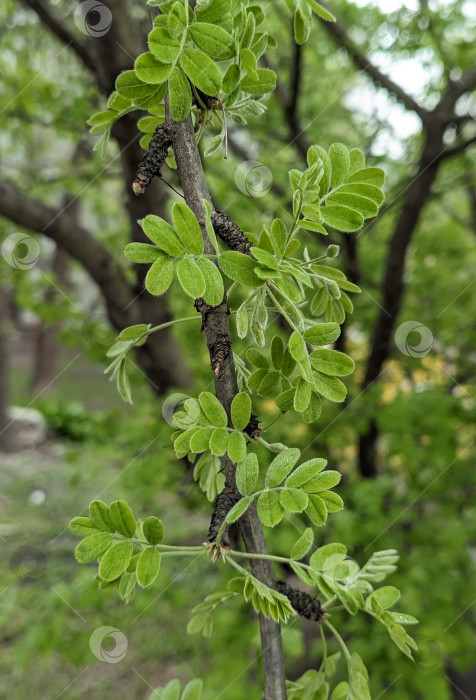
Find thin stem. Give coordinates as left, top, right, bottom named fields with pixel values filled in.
left=318, top=624, right=328, bottom=672
left=325, top=621, right=351, bottom=662
left=266, top=286, right=300, bottom=333
left=148, top=315, right=201, bottom=334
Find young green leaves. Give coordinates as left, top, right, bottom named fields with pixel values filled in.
left=70, top=500, right=164, bottom=601
left=125, top=202, right=224, bottom=305
left=172, top=391, right=251, bottom=464
left=231, top=448, right=343, bottom=530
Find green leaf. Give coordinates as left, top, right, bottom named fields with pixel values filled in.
left=236, top=452, right=259, bottom=496
left=219, top=251, right=263, bottom=287
left=302, top=470, right=341, bottom=492
left=69, top=517, right=102, bottom=537
left=294, top=376, right=312, bottom=412
left=116, top=70, right=161, bottom=103
left=305, top=494, right=328, bottom=526
left=322, top=205, right=364, bottom=233
left=137, top=547, right=161, bottom=587
left=179, top=47, right=222, bottom=95
left=291, top=527, right=314, bottom=560
left=275, top=388, right=295, bottom=413
left=227, top=430, right=247, bottom=463
left=117, top=324, right=150, bottom=342
left=143, top=516, right=164, bottom=545
left=189, top=22, right=236, bottom=60
left=168, top=67, right=193, bottom=121
left=319, top=490, right=344, bottom=513
left=250, top=246, right=278, bottom=270
left=231, top=392, right=251, bottom=431
left=247, top=368, right=267, bottom=392
left=310, top=348, right=355, bottom=376
left=256, top=370, right=280, bottom=397
left=143, top=215, right=185, bottom=256
left=271, top=336, right=284, bottom=370
left=190, top=427, right=214, bottom=453
left=279, top=488, right=309, bottom=512
left=289, top=331, right=307, bottom=362
left=75, top=533, right=113, bottom=563
left=135, top=52, right=173, bottom=84
left=303, top=392, right=322, bottom=424
left=366, top=586, right=401, bottom=611
left=304, top=322, right=340, bottom=346
left=109, top=500, right=136, bottom=538
left=339, top=183, right=384, bottom=206
left=257, top=491, right=285, bottom=527
left=181, top=678, right=204, bottom=700
left=246, top=348, right=269, bottom=368
left=172, top=202, right=204, bottom=255
left=89, top=500, right=115, bottom=532
left=223, top=63, right=241, bottom=93
left=225, top=497, right=252, bottom=523
left=329, top=143, right=350, bottom=188
left=177, top=258, right=206, bottom=298
left=99, top=541, right=133, bottom=581
left=313, top=372, right=347, bottom=402
left=305, top=0, right=336, bottom=21
left=327, top=192, right=378, bottom=219
left=241, top=69, right=277, bottom=95
left=310, top=543, right=346, bottom=571
left=148, top=27, right=181, bottom=63
left=270, top=218, right=287, bottom=259
left=236, top=302, right=249, bottom=338
left=241, top=47, right=258, bottom=79
left=266, top=448, right=301, bottom=487
left=145, top=255, right=174, bottom=296
left=308, top=145, right=331, bottom=194
left=347, top=167, right=385, bottom=187
left=209, top=427, right=228, bottom=456
left=199, top=391, right=227, bottom=427
left=348, top=148, right=365, bottom=174
left=196, top=257, right=224, bottom=306
left=285, top=457, right=327, bottom=487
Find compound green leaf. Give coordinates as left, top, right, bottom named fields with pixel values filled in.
left=172, top=202, right=204, bottom=255
left=279, top=488, right=309, bottom=512
left=143, top=215, right=185, bottom=256
left=291, top=527, right=314, bottom=560
left=75, top=533, right=113, bottom=563
left=310, top=348, right=355, bottom=376
left=303, top=322, right=340, bottom=346
left=148, top=27, right=181, bottom=63
left=196, top=257, right=224, bottom=306
left=302, top=470, right=341, bottom=493
left=241, top=68, right=276, bottom=95
left=227, top=430, right=247, bottom=463
left=310, top=543, right=347, bottom=571
left=198, top=392, right=227, bottom=427
left=179, top=47, right=222, bottom=95
left=294, top=376, right=312, bottom=412
left=305, top=494, right=328, bottom=526
left=257, top=491, right=284, bottom=527
left=135, top=52, right=173, bottom=84
left=177, top=258, right=206, bottom=298
left=109, top=500, right=136, bottom=538
left=99, top=541, right=133, bottom=581
left=266, top=448, right=301, bottom=488
left=329, top=143, right=350, bottom=187
left=169, top=66, right=192, bottom=121
left=189, top=22, right=236, bottom=60
left=236, top=452, right=259, bottom=496
left=143, top=516, right=164, bottom=545
left=89, top=500, right=115, bottom=532
left=137, top=547, right=161, bottom=588
left=190, top=426, right=213, bottom=453
left=219, top=251, right=263, bottom=287
left=209, top=427, right=228, bottom=456
left=347, top=167, right=385, bottom=187
left=313, top=372, right=347, bottom=402
left=145, top=255, right=174, bottom=296
left=231, top=392, right=252, bottom=431
left=286, top=458, right=327, bottom=488
left=289, top=331, right=307, bottom=362
left=322, top=205, right=364, bottom=233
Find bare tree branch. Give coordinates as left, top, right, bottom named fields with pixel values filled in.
left=322, top=16, right=430, bottom=122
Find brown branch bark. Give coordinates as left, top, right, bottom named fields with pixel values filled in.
left=167, top=105, right=287, bottom=699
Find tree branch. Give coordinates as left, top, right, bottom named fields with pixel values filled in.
left=167, top=105, right=287, bottom=699
left=322, top=15, right=430, bottom=122
left=20, top=0, right=98, bottom=77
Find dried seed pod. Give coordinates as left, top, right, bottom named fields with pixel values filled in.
left=211, top=211, right=252, bottom=256
left=274, top=579, right=325, bottom=623
left=132, top=123, right=175, bottom=195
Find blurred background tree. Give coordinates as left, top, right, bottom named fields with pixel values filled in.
left=0, top=0, right=475, bottom=698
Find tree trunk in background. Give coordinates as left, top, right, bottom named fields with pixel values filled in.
left=30, top=244, right=70, bottom=396
left=0, top=286, right=12, bottom=452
